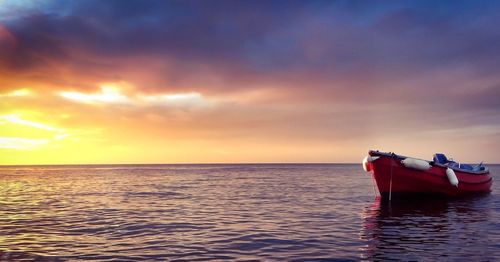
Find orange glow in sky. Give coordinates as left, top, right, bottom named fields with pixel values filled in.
left=1, top=1, right=500, bottom=164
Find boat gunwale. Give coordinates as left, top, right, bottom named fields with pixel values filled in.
left=368, top=150, right=490, bottom=175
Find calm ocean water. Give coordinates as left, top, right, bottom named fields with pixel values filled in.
left=0, top=164, right=499, bottom=261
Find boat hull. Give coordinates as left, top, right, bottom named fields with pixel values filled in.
left=368, top=151, right=492, bottom=198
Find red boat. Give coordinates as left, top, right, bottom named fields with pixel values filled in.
left=363, top=150, right=492, bottom=199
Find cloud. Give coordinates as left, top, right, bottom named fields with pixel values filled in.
left=59, top=86, right=130, bottom=105
left=0, top=114, right=69, bottom=150
left=1, top=0, right=500, bottom=161
left=3, top=1, right=499, bottom=103
left=2, top=1, right=499, bottom=95
left=1, top=114, right=64, bottom=132
left=57, top=82, right=213, bottom=110
left=139, top=92, right=212, bottom=109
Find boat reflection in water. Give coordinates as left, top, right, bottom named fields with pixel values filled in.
left=360, top=195, right=497, bottom=261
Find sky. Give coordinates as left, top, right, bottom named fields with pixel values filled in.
left=1, top=0, right=500, bottom=164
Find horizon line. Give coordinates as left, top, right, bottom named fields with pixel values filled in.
left=1, top=162, right=499, bottom=167
left=0, top=162, right=361, bottom=167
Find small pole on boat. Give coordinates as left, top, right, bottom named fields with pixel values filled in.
left=371, top=175, right=377, bottom=197
left=389, top=160, right=393, bottom=201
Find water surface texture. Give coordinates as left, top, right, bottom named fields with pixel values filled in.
left=0, top=164, right=499, bottom=261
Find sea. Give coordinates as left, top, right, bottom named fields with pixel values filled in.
left=0, top=164, right=499, bottom=261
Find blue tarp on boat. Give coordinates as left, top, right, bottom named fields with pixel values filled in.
left=433, top=153, right=484, bottom=172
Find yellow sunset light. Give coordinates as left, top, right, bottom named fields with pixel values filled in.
left=0, top=137, right=48, bottom=150
left=1, top=114, right=64, bottom=132
left=0, top=114, right=69, bottom=151
left=0, top=88, right=31, bottom=97
left=59, top=86, right=129, bottom=104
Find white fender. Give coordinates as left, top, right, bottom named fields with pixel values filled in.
left=401, top=157, right=431, bottom=171
left=362, top=156, right=371, bottom=172
left=362, top=156, right=380, bottom=172
left=446, top=168, right=459, bottom=187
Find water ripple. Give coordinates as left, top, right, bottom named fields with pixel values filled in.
left=0, top=164, right=499, bottom=260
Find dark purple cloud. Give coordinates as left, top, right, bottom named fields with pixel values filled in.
left=1, top=0, right=500, bottom=126
left=4, top=0, right=497, bottom=72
